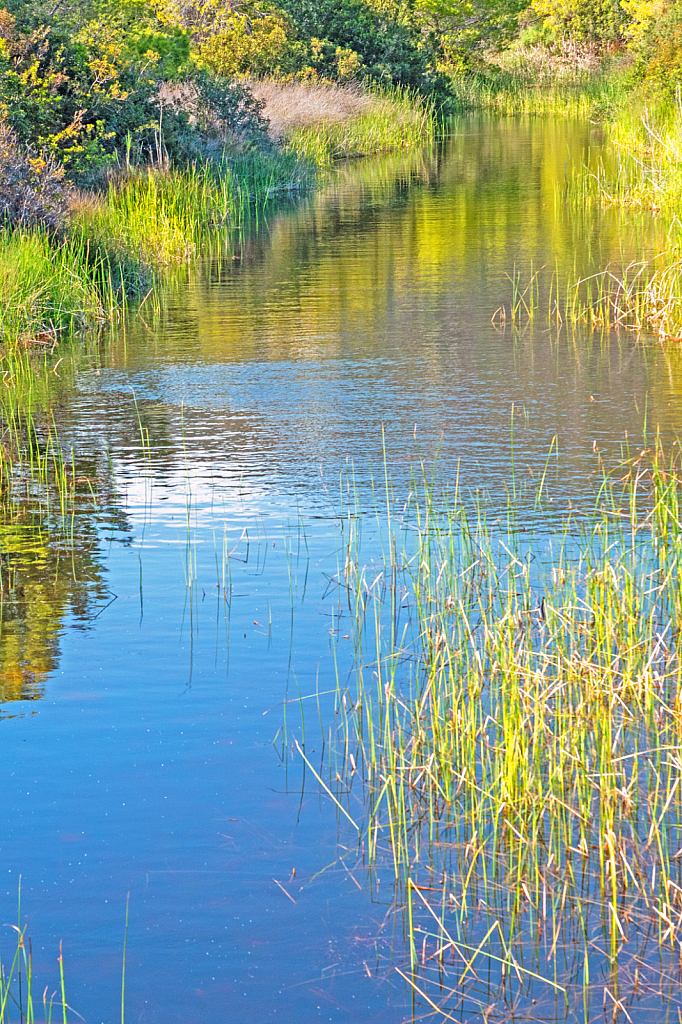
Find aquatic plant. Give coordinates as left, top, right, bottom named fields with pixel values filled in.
left=571, top=87, right=682, bottom=213
left=494, top=256, right=682, bottom=341
left=0, top=229, right=113, bottom=343
left=303, top=440, right=682, bottom=1017
left=556, top=84, right=682, bottom=339
left=447, top=64, right=625, bottom=117
left=0, top=888, right=130, bottom=1024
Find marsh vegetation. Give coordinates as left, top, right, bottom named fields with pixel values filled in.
left=302, top=442, right=682, bottom=1019
left=3, top=0, right=682, bottom=1018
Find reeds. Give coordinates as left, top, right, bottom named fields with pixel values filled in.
left=0, top=890, right=131, bottom=1024
left=573, top=89, right=682, bottom=213
left=560, top=89, right=682, bottom=340
left=251, top=81, right=434, bottom=165
left=447, top=67, right=624, bottom=118
left=0, top=229, right=114, bottom=342
left=0, top=883, right=69, bottom=1024
left=71, top=155, right=311, bottom=272
left=307, top=441, right=682, bottom=1015
left=494, top=257, right=682, bottom=341
left=0, top=415, right=88, bottom=521
left=0, top=148, right=312, bottom=357
left=0, top=920, right=54, bottom=1024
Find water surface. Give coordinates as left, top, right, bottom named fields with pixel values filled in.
left=2, top=114, right=682, bottom=1023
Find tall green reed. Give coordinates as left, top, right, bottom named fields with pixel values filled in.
left=571, top=88, right=682, bottom=213
left=1, top=149, right=312, bottom=357
left=447, top=68, right=624, bottom=118
left=72, top=161, right=275, bottom=270
left=0, top=891, right=132, bottom=1024
left=0, top=229, right=114, bottom=342
left=305, top=441, right=682, bottom=1015
left=285, top=87, right=434, bottom=166
left=561, top=87, right=682, bottom=340
left=496, top=257, right=682, bottom=340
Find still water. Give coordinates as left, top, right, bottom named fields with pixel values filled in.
left=2, top=115, right=682, bottom=1023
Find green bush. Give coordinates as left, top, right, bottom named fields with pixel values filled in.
left=274, top=0, right=437, bottom=91
left=0, top=2, right=270, bottom=179
left=197, top=12, right=308, bottom=77
left=635, top=1, right=682, bottom=93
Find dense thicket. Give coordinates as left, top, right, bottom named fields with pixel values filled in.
left=0, top=0, right=446, bottom=195
left=0, top=0, right=270, bottom=181
left=2, top=0, right=682, bottom=215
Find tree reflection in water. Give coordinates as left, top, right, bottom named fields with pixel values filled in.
left=0, top=440, right=127, bottom=702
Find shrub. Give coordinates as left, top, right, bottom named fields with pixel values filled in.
left=633, top=0, right=682, bottom=92
left=156, top=71, right=270, bottom=159
left=197, top=12, right=308, bottom=77
left=261, top=0, right=436, bottom=91
left=531, top=0, right=626, bottom=44
left=0, top=4, right=271, bottom=179
left=334, top=45, right=365, bottom=80
left=0, top=120, right=68, bottom=227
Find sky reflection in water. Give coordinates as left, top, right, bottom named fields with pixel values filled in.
left=2, top=114, right=682, bottom=1023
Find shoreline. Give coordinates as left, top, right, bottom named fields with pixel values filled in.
left=1, top=80, right=435, bottom=356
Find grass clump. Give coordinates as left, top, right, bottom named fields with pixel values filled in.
left=567, top=251, right=682, bottom=340
left=70, top=151, right=312, bottom=287
left=308, top=442, right=682, bottom=1016
left=0, top=913, right=65, bottom=1024
left=543, top=79, right=682, bottom=341
left=0, top=150, right=313, bottom=354
left=72, top=166, right=238, bottom=270
left=575, top=89, right=682, bottom=211
left=447, top=59, right=626, bottom=118
left=494, top=256, right=682, bottom=341
left=251, top=79, right=434, bottom=164
left=0, top=229, right=112, bottom=342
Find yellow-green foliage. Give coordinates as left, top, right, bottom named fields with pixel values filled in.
left=0, top=0, right=270, bottom=177
left=197, top=12, right=307, bottom=78
left=0, top=4, right=165, bottom=173
left=636, top=0, right=682, bottom=91
left=530, top=0, right=625, bottom=43
left=620, top=0, right=667, bottom=45
left=334, top=46, right=365, bottom=79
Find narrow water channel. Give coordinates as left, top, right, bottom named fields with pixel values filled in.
left=2, top=114, right=682, bottom=1024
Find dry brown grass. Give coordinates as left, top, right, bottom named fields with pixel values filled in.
left=66, top=189, right=102, bottom=217
left=247, top=78, right=376, bottom=139
left=490, top=40, right=611, bottom=85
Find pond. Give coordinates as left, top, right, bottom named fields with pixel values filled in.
left=2, top=113, right=682, bottom=1024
